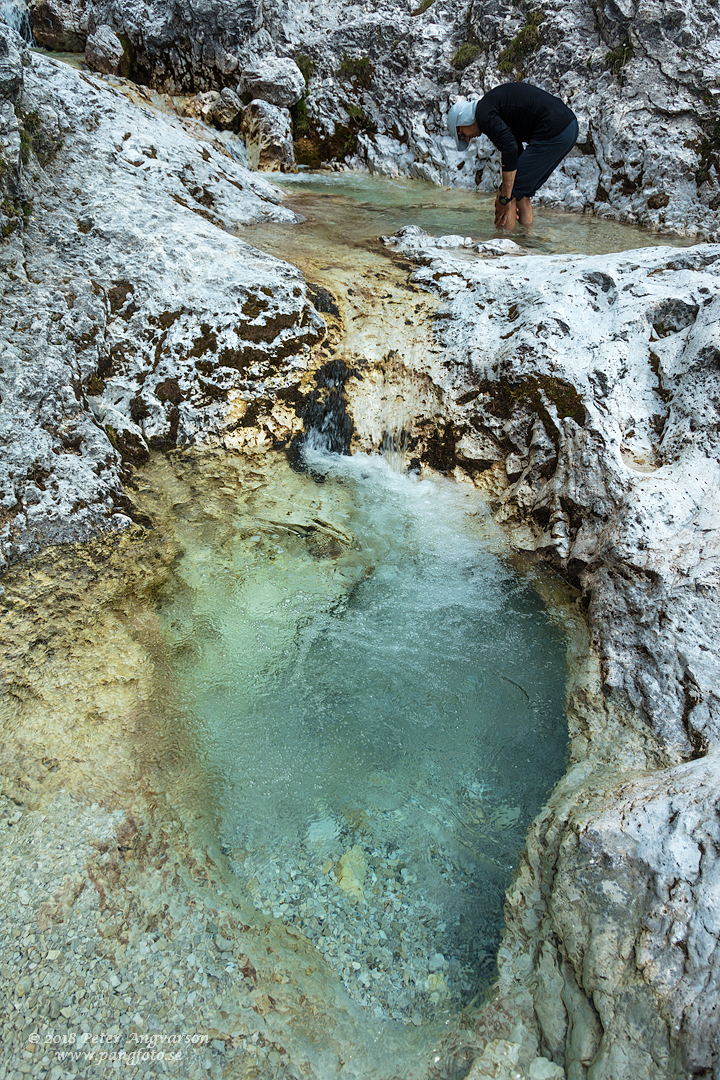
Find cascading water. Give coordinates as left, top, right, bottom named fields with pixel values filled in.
left=0, top=0, right=33, bottom=41
left=291, top=355, right=357, bottom=460
left=136, top=170, right=669, bottom=1075
left=128, top=173, right=612, bottom=1075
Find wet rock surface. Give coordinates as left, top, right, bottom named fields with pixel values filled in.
left=372, top=228, right=720, bottom=1079
left=0, top=25, right=30, bottom=240
left=29, top=0, right=87, bottom=51
left=0, top=10, right=719, bottom=1080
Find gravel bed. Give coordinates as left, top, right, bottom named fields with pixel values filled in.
left=0, top=793, right=303, bottom=1079
left=229, top=836, right=496, bottom=1025
left=0, top=787, right=496, bottom=1079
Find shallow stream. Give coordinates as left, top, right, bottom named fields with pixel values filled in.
left=143, top=176, right=693, bottom=1074
left=244, top=170, right=695, bottom=265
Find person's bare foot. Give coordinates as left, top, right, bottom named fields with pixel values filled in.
left=517, top=197, right=534, bottom=226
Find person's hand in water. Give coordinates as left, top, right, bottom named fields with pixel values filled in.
left=494, top=194, right=518, bottom=230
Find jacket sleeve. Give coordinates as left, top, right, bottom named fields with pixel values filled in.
left=477, top=105, right=520, bottom=172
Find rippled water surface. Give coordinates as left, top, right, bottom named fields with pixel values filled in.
left=247, top=170, right=697, bottom=261
left=141, top=170, right=681, bottom=1074
left=143, top=170, right=675, bottom=1073
left=150, top=447, right=569, bottom=1046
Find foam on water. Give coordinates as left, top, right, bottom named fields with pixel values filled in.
left=155, top=446, right=568, bottom=1030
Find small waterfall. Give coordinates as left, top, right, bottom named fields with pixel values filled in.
left=375, top=371, right=415, bottom=473
left=295, top=358, right=413, bottom=475
left=0, top=0, right=33, bottom=42
left=381, top=427, right=409, bottom=473
left=289, top=354, right=357, bottom=467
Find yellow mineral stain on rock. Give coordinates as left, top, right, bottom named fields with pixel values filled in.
left=426, top=972, right=448, bottom=995
left=334, top=844, right=368, bottom=900
left=225, top=390, right=248, bottom=425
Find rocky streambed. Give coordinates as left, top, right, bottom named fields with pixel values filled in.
left=1, top=26, right=719, bottom=1080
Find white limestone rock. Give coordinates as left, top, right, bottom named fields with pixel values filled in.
left=213, top=85, right=242, bottom=127
left=236, top=55, right=305, bottom=108
left=545, top=755, right=720, bottom=1079
left=85, top=24, right=126, bottom=76
left=387, top=233, right=720, bottom=757
left=0, top=54, right=321, bottom=565
left=240, top=98, right=295, bottom=171
left=183, top=86, right=242, bottom=129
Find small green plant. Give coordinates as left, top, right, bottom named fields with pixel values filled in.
left=451, top=42, right=482, bottom=70
left=498, top=10, right=544, bottom=77
left=18, top=109, right=60, bottom=168
left=605, top=39, right=634, bottom=80
left=694, top=119, right=720, bottom=185
left=87, top=375, right=105, bottom=396
left=22, top=110, right=42, bottom=136
left=290, top=97, right=310, bottom=138
left=338, top=54, right=374, bottom=89
left=411, top=0, right=436, bottom=14
left=19, top=128, right=32, bottom=165
left=295, top=52, right=315, bottom=87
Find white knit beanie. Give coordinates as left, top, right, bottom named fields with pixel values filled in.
left=447, top=100, right=479, bottom=150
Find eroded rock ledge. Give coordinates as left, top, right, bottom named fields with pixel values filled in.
left=366, top=227, right=720, bottom=1079
left=0, top=44, right=322, bottom=566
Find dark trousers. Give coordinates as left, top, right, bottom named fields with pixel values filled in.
left=512, top=117, right=579, bottom=200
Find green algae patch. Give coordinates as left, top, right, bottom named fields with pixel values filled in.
left=477, top=374, right=586, bottom=447
left=106, top=422, right=150, bottom=465
left=497, top=11, right=545, bottom=78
